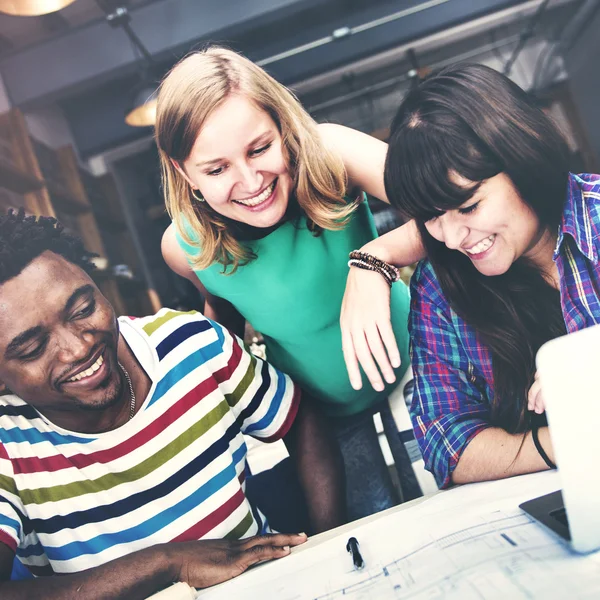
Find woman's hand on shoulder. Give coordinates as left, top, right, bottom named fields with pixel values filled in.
left=318, top=123, right=389, bottom=202
left=341, top=265, right=400, bottom=392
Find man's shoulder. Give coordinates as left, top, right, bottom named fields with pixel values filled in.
left=120, top=309, right=223, bottom=355
left=121, top=308, right=205, bottom=330
left=0, top=394, right=47, bottom=450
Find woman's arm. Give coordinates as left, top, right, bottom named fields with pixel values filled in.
left=318, top=123, right=426, bottom=263
left=161, top=225, right=246, bottom=338
left=452, top=427, right=554, bottom=484
left=341, top=220, right=426, bottom=391
left=409, top=265, right=555, bottom=486
left=318, top=123, right=389, bottom=201
left=410, top=272, right=491, bottom=487
left=320, top=125, right=427, bottom=389
left=360, top=220, right=425, bottom=265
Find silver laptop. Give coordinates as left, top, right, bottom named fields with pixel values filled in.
left=520, top=323, right=600, bottom=553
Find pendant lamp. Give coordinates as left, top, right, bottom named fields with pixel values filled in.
left=125, top=83, right=157, bottom=127
left=0, top=0, right=77, bottom=16
left=104, top=6, right=158, bottom=127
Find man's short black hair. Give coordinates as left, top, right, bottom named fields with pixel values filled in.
left=0, top=208, right=96, bottom=285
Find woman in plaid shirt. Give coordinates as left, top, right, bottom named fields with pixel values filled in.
left=353, top=63, right=600, bottom=488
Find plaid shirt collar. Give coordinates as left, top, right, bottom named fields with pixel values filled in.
left=555, top=173, right=599, bottom=264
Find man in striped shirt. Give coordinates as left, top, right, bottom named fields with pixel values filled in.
left=0, top=210, right=344, bottom=599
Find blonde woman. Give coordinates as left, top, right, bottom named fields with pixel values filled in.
left=157, top=47, right=423, bottom=520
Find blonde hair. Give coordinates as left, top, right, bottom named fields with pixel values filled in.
left=155, top=46, right=356, bottom=273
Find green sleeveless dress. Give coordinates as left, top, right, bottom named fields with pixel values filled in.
left=176, top=201, right=411, bottom=417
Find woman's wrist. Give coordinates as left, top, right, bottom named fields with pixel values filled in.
left=348, top=250, right=400, bottom=287
left=359, top=240, right=393, bottom=264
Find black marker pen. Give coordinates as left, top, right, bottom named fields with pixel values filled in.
left=346, top=536, right=365, bottom=571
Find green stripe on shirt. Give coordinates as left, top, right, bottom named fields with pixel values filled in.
left=143, top=310, right=197, bottom=336
left=20, top=399, right=231, bottom=505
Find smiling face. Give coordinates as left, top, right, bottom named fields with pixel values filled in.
left=0, top=252, right=126, bottom=431
left=179, top=94, right=293, bottom=229
left=424, top=173, right=556, bottom=277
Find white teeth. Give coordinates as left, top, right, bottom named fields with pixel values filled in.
left=465, top=235, right=496, bottom=255
left=67, top=354, right=104, bottom=382
left=234, top=180, right=275, bottom=207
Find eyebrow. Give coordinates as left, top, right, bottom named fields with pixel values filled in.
left=4, top=285, right=95, bottom=359
left=195, top=132, right=272, bottom=168
left=5, top=326, right=45, bottom=359
left=64, top=284, right=95, bottom=315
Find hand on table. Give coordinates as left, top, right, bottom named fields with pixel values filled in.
left=528, top=372, right=546, bottom=414
left=341, top=267, right=400, bottom=392
left=168, top=533, right=307, bottom=589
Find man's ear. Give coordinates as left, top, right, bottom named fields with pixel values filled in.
left=0, top=380, right=11, bottom=396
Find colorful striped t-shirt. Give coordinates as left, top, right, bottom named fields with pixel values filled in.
left=0, top=309, right=299, bottom=576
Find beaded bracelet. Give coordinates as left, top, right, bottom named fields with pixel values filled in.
left=348, top=250, right=400, bottom=287
left=347, top=258, right=394, bottom=287
left=348, top=250, right=401, bottom=282
left=347, top=258, right=395, bottom=287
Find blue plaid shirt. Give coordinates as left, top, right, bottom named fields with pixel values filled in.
left=409, top=173, right=600, bottom=488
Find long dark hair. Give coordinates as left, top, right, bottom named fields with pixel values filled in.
left=385, top=63, right=569, bottom=433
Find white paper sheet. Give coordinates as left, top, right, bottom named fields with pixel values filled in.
left=146, top=582, right=197, bottom=600
left=194, top=471, right=600, bottom=599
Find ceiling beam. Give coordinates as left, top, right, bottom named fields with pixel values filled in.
left=1, top=0, right=543, bottom=156
left=0, top=0, right=326, bottom=107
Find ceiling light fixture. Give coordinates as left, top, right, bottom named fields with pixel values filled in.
left=0, top=0, right=77, bottom=16
left=125, top=82, right=157, bottom=127
left=103, top=4, right=158, bottom=127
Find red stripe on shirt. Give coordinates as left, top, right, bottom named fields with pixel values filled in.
left=0, top=443, right=9, bottom=461
left=212, top=331, right=243, bottom=385
left=0, top=528, right=16, bottom=552
left=169, top=488, right=246, bottom=543
left=261, top=385, right=301, bottom=443
left=12, top=376, right=219, bottom=475
left=12, top=331, right=246, bottom=476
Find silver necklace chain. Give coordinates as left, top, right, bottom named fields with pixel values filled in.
left=118, top=362, right=136, bottom=421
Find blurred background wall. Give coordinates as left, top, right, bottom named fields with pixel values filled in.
left=0, top=0, right=598, bottom=314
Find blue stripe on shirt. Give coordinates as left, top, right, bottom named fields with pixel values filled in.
left=29, top=418, right=240, bottom=536
left=43, top=443, right=247, bottom=561
left=244, top=370, right=287, bottom=435
left=0, top=426, right=93, bottom=447
left=156, top=320, right=213, bottom=360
